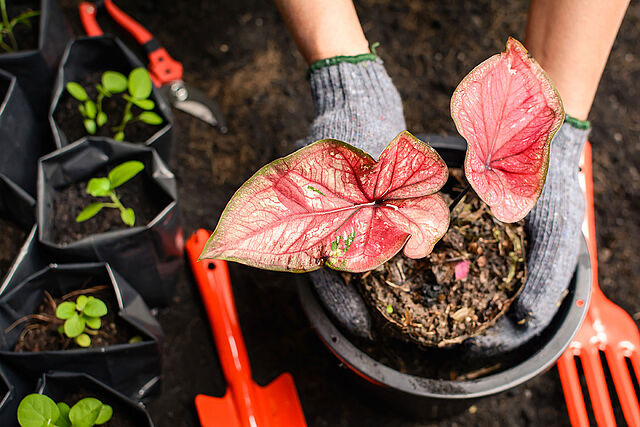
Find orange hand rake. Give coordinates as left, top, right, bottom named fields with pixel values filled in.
left=558, top=143, right=640, bottom=426
left=186, top=229, right=307, bottom=427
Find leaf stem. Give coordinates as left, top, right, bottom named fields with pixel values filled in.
left=0, top=0, right=16, bottom=52
left=113, top=100, right=133, bottom=137
left=109, top=191, right=127, bottom=216
left=449, top=183, right=472, bottom=211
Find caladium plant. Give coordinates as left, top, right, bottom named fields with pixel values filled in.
left=201, top=37, right=564, bottom=273
left=451, top=37, right=564, bottom=222
left=201, top=131, right=450, bottom=272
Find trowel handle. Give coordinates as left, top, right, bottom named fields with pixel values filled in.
left=186, top=230, right=253, bottom=382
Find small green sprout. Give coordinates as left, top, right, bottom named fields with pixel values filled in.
left=55, top=295, right=108, bottom=348
left=18, top=393, right=113, bottom=427
left=75, top=160, right=145, bottom=227
left=0, top=0, right=39, bottom=53
left=65, top=67, right=163, bottom=140
left=386, top=304, right=393, bottom=314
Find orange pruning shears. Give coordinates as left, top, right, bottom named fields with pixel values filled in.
left=79, top=0, right=227, bottom=133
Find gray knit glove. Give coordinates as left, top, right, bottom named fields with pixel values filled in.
left=303, top=56, right=406, bottom=337
left=467, top=120, right=589, bottom=356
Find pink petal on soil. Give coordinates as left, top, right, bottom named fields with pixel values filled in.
left=455, top=260, right=471, bottom=281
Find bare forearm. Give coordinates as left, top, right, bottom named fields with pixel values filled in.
left=525, top=0, right=629, bottom=120
left=274, top=0, right=370, bottom=64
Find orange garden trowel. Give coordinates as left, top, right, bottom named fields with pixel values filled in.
left=186, top=229, right=307, bottom=427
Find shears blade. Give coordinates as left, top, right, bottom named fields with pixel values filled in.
left=161, top=80, right=228, bottom=133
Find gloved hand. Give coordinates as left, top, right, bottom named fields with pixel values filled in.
left=466, top=119, right=590, bottom=356
left=304, top=54, right=590, bottom=356
left=302, top=54, right=406, bottom=338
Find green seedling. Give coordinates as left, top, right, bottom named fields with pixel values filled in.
left=75, top=160, right=145, bottom=228
left=66, top=67, right=163, bottom=140
left=18, top=393, right=113, bottom=427
left=55, top=295, right=108, bottom=348
left=0, top=0, right=39, bottom=53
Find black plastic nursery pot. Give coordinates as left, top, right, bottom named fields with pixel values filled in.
left=0, top=262, right=163, bottom=401
left=50, top=35, right=174, bottom=161
left=297, top=135, right=592, bottom=418
left=35, top=371, right=154, bottom=427
left=0, top=69, right=44, bottom=196
left=0, top=176, right=44, bottom=297
left=0, top=0, right=70, bottom=121
left=37, top=137, right=183, bottom=307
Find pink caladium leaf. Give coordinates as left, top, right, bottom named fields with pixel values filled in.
left=451, top=37, right=564, bottom=223
left=200, top=131, right=450, bottom=273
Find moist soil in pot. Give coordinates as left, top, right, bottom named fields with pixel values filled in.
left=51, top=168, right=169, bottom=245
left=62, top=389, right=139, bottom=427
left=341, top=169, right=528, bottom=378
left=12, top=285, right=141, bottom=352
left=0, top=217, right=26, bottom=279
left=54, top=71, right=164, bottom=144
left=2, top=1, right=39, bottom=53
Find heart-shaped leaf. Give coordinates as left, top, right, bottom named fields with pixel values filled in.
left=201, top=131, right=449, bottom=272
left=451, top=37, right=564, bottom=222
left=55, top=301, right=76, bottom=320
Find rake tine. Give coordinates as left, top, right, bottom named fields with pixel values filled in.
left=604, top=346, right=640, bottom=426
left=558, top=352, right=590, bottom=427
left=629, top=349, right=640, bottom=385
left=580, top=348, right=616, bottom=427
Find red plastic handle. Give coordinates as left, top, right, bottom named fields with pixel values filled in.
left=186, top=230, right=253, bottom=382
left=78, top=2, right=103, bottom=36
left=104, top=0, right=183, bottom=86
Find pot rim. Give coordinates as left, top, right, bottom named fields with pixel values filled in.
left=296, top=135, right=592, bottom=399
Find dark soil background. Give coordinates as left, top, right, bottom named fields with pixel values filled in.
left=56, top=1, right=640, bottom=425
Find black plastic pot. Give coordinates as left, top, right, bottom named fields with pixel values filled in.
left=297, top=135, right=592, bottom=418
left=0, top=0, right=70, bottom=121
left=37, top=137, right=183, bottom=307
left=0, top=69, right=43, bottom=196
left=0, top=177, right=44, bottom=297
left=0, top=262, right=163, bottom=401
left=50, top=35, right=174, bottom=161
left=35, top=372, right=154, bottom=427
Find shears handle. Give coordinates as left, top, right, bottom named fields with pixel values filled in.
left=78, top=0, right=183, bottom=87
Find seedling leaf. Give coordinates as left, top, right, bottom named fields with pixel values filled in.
left=76, top=203, right=104, bottom=223
left=102, top=71, right=127, bottom=94
left=84, top=119, right=97, bottom=135
left=97, top=112, right=107, bottom=127
left=138, top=111, right=163, bottom=125
left=128, top=67, right=152, bottom=99
left=66, top=82, right=88, bottom=101
left=17, top=394, right=60, bottom=427
left=123, top=94, right=155, bottom=110
left=86, top=178, right=111, bottom=197
left=56, top=402, right=71, bottom=427
left=121, top=208, right=135, bottom=227
left=95, top=404, right=113, bottom=424
left=55, top=302, right=76, bottom=319
left=76, top=295, right=88, bottom=310
left=85, top=100, right=97, bottom=119
left=84, top=315, right=101, bottom=329
left=83, top=297, right=107, bottom=317
left=64, top=313, right=85, bottom=338
left=108, top=160, right=144, bottom=189
left=451, top=37, right=564, bottom=222
left=114, top=131, right=125, bottom=141
left=201, top=131, right=450, bottom=272
left=75, top=333, right=91, bottom=347
left=69, top=398, right=103, bottom=426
